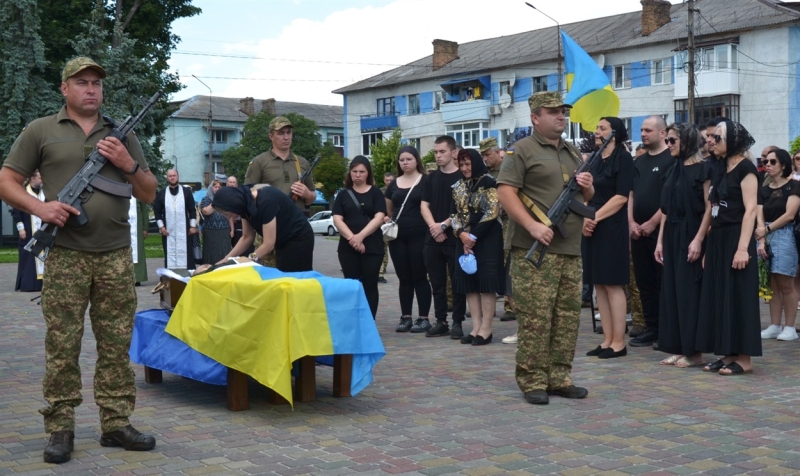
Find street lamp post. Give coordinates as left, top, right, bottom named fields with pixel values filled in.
left=525, top=2, right=562, bottom=94
left=192, top=74, right=213, bottom=186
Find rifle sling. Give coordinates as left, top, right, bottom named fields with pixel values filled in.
left=90, top=174, right=133, bottom=198
left=293, top=154, right=302, bottom=179
left=517, top=191, right=552, bottom=228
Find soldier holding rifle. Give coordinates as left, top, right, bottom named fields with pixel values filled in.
left=497, top=91, right=594, bottom=405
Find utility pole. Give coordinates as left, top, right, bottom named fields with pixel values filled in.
left=525, top=2, right=562, bottom=93
left=193, top=74, right=213, bottom=186
left=687, top=0, right=696, bottom=124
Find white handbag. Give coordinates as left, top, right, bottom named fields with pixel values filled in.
left=382, top=174, right=421, bottom=243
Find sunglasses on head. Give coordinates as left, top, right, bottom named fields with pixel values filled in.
left=762, top=159, right=778, bottom=166
left=664, top=137, right=678, bottom=145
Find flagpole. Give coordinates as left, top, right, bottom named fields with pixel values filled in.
left=525, top=2, right=562, bottom=94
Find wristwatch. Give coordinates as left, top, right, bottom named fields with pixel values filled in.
left=248, top=253, right=260, bottom=263
left=125, top=161, right=140, bottom=175
left=440, top=222, right=448, bottom=231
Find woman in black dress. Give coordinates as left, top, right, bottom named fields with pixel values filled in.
left=384, top=146, right=432, bottom=333
left=199, top=180, right=233, bottom=266
left=332, top=156, right=387, bottom=319
left=583, top=117, right=634, bottom=359
left=213, top=185, right=315, bottom=272
left=697, top=120, right=761, bottom=375
left=450, top=149, right=504, bottom=346
left=654, top=123, right=712, bottom=367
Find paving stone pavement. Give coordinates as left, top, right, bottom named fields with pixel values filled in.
left=2, top=235, right=800, bottom=475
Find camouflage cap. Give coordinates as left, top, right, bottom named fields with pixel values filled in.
left=62, top=57, right=106, bottom=82
left=479, top=137, right=497, bottom=154
left=268, top=116, right=293, bottom=132
left=528, top=91, right=571, bottom=111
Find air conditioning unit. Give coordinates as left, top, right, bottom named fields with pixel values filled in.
left=489, top=105, right=502, bottom=116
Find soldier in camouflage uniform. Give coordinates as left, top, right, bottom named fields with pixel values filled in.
left=0, top=57, right=158, bottom=464
left=497, top=91, right=594, bottom=405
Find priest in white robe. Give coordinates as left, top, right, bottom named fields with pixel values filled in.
left=152, top=169, right=198, bottom=269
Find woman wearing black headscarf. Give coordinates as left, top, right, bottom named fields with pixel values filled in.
left=450, top=148, right=504, bottom=345
left=697, top=120, right=761, bottom=375
left=583, top=117, right=634, bottom=359
left=213, top=184, right=315, bottom=272
left=654, top=123, right=713, bottom=368
left=332, top=156, right=387, bottom=319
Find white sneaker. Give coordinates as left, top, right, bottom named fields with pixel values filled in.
left=626, top=313, right=632, bottom=324
left=777, top=327, right=799, bottom=341
left=594, top=312, right=601, bottom=321
left=761, top=325, right=783, bottom=339
left=502, top=334, right=518, bottom=344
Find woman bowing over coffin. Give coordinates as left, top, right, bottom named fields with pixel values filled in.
left=213, top=184, right=315, bottom=272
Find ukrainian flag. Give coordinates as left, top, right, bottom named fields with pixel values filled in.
left=561, top=30, right=620, bottom=131
left=164, top=264, right=385, bottom=405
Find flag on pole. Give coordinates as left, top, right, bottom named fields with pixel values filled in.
left=561, top=30, right=620, bottom=131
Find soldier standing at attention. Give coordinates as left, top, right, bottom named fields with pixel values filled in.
left=497, top=91, right=594, bottom=405
left=0, top=57, right=158, bottom=463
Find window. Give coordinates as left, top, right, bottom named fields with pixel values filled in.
left=460, top=86, right=484, bottom=101
left=730, top=44, right=738, bottom=70
left=613, top=64, right=631, bottom=89
left=652, top=58, right=671, bottom=85
left=377, top=97, right=395, bottom=116
left=212, top=161, right=225, bottom=174
left=445, top=122, right=489, bottom=148
left=434, top=91, right=444, bottom=111
left=329, top=134, right=343, bottom=147
left=621, top=118, right=632, bottom=135
left=699, top=44, right=739, bottom=71
left=532, top=76, right=547, bottom=93
left=499, top=81, right=513, bottom=104
left=362, top=132, right=386, bottom=156
left=212, top=130, right=228, bottom=143
left=408, top=94, right=420, bottom=115
left=407, top=138, right=421, bottom=151
left=674, top=94, right=739, bottom=124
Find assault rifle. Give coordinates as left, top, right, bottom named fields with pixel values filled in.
left=525, top=131, right=616, bottom=268
left=292, top=155, right=321, bottom=201
left=24, top=91, right=163, bottom=261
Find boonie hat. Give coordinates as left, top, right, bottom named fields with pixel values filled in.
left=528, top=91, right=571, bottom=111
left=62, top=57, right=106, bottom=82
left=269, top=116, right=293, bottom=132
left=479, top=137, right=497, bottom=154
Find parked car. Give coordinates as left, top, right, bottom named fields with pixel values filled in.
left=308, top=211, right=338, bottom=236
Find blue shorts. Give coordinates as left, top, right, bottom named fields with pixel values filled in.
left=766, top=223, right=798, bottom=277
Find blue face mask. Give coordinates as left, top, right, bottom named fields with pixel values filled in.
left=459, top=253, right=477, bottom=275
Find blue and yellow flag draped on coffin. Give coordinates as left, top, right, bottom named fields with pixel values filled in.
left=561, top=30, right=620, bottom=132
left=164, top=264, right=385, bottom=405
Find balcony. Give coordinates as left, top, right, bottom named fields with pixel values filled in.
left=674, top=69, right=739, bottom=99
left=360, top=113, right=398, bottom=132
left=440, top=99, right=491, bottom=123
left=203, top=141, right=239, bottom=156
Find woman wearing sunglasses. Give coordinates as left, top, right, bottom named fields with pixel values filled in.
left=696, top=120, right=761, bottom=375
left=755, top=148, right=800, bottom=341
left=654, top=124, right=712, bottom=368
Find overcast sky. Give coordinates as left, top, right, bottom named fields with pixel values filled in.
left=168, top=0, right=682, bottom=106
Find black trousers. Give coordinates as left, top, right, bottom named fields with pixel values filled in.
left=339, top=251, right=383, bottom=319
left=630, top=234, right=661, bottom=330
left=423, top=243, right=466, bottom=323
left=275, top=227, right=315, bottom=272
left=388, top=230, right=432, bottom=317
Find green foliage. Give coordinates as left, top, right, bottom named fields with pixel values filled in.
left=369, top=129, right=402, bottom=180
left=314, top=142, right=347, bottom=201
left=790, top=135, right=800, bottom=155
left=222, top=111, right=322, bottom=182
left=309, top=205, right=326, bottom=215
left=422, top=149, right=435, bottom=166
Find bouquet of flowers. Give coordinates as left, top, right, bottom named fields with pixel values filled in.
left=758, top=243, right=773, bottom=302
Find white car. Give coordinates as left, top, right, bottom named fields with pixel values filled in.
left=308, top=211, right=338, bottom=236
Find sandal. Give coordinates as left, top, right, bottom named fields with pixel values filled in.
left=703, top=359, right=726, bottom=372
left=674, top=356, right=706, bottom=368
left=718, top=361, right=752, bottom=376
left=659, top=355, right=682, bottom=365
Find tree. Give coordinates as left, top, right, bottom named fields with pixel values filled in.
left=0, top=0, right=61, bottom=158
left=314, top=142, right=347, bottom=201
left=369, top=129, right=402, bottom=180
left=222, top=112, right=322, bottom=182
left=790, top=135, right=800, bottom=155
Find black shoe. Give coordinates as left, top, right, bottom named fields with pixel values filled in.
left=628, top=325, right=645, bottom=338
left=395, top=317, right=413, bottom=332
left=524, top=390, right=549, bottom=405
left=409, top=318, right=431, bottom=333
left=594, top=325, right=603, bottom=334
left=466, top=311, right=471, bottom=318
left=378, top=276, right=388, bottom=284
left=43, top=430, right=74, bottom=464
left=652, top=342, right=659, bottom=350
left=581, top=301, right=593, bottom=308
left=100, top=425, right=155, bottom=451
left=426, top=321, right=450, bottom=337
left=499, top=312, right=516, bottom=322
left=629, top=330, right=658, bottom=347
left=598, top=347, right=627, bottom=359
left=450, top=322, right=464, bottom=339
left=472, top=334, right=493, bottom=346
left=547, top=385, right=588, bottom=399
left=586, top=345, right=606, bottom=356
left=460, top=334, right=475, bottom=344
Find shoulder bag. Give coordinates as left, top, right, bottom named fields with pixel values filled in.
left=381, top=175, right=421, bottom=242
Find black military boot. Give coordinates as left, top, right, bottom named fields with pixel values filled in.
left=43, top=430, right=74, bottom=464
left=100, top=425, right=156, bottom=451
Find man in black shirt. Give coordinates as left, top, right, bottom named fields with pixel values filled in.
left=421, top=136, right=467, bottom=338
left=629, top=116, right=674, bottom=347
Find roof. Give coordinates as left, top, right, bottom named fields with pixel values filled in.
left=169, top=95, right=344, bottom=128
left=334, top=0, right=800, bottom=95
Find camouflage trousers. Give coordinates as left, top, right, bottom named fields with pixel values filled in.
left=379, top=242, right=389, bottom=277
left=511, top=247, right=581, bottom=392
left=39, top=246, right=137, bottom=434
left=628, top=253, right=644, bottom=328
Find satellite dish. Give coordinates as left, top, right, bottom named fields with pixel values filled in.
left=595, top=54, right=605, bottom=69
left=499, top=93, right=512, bottom=109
